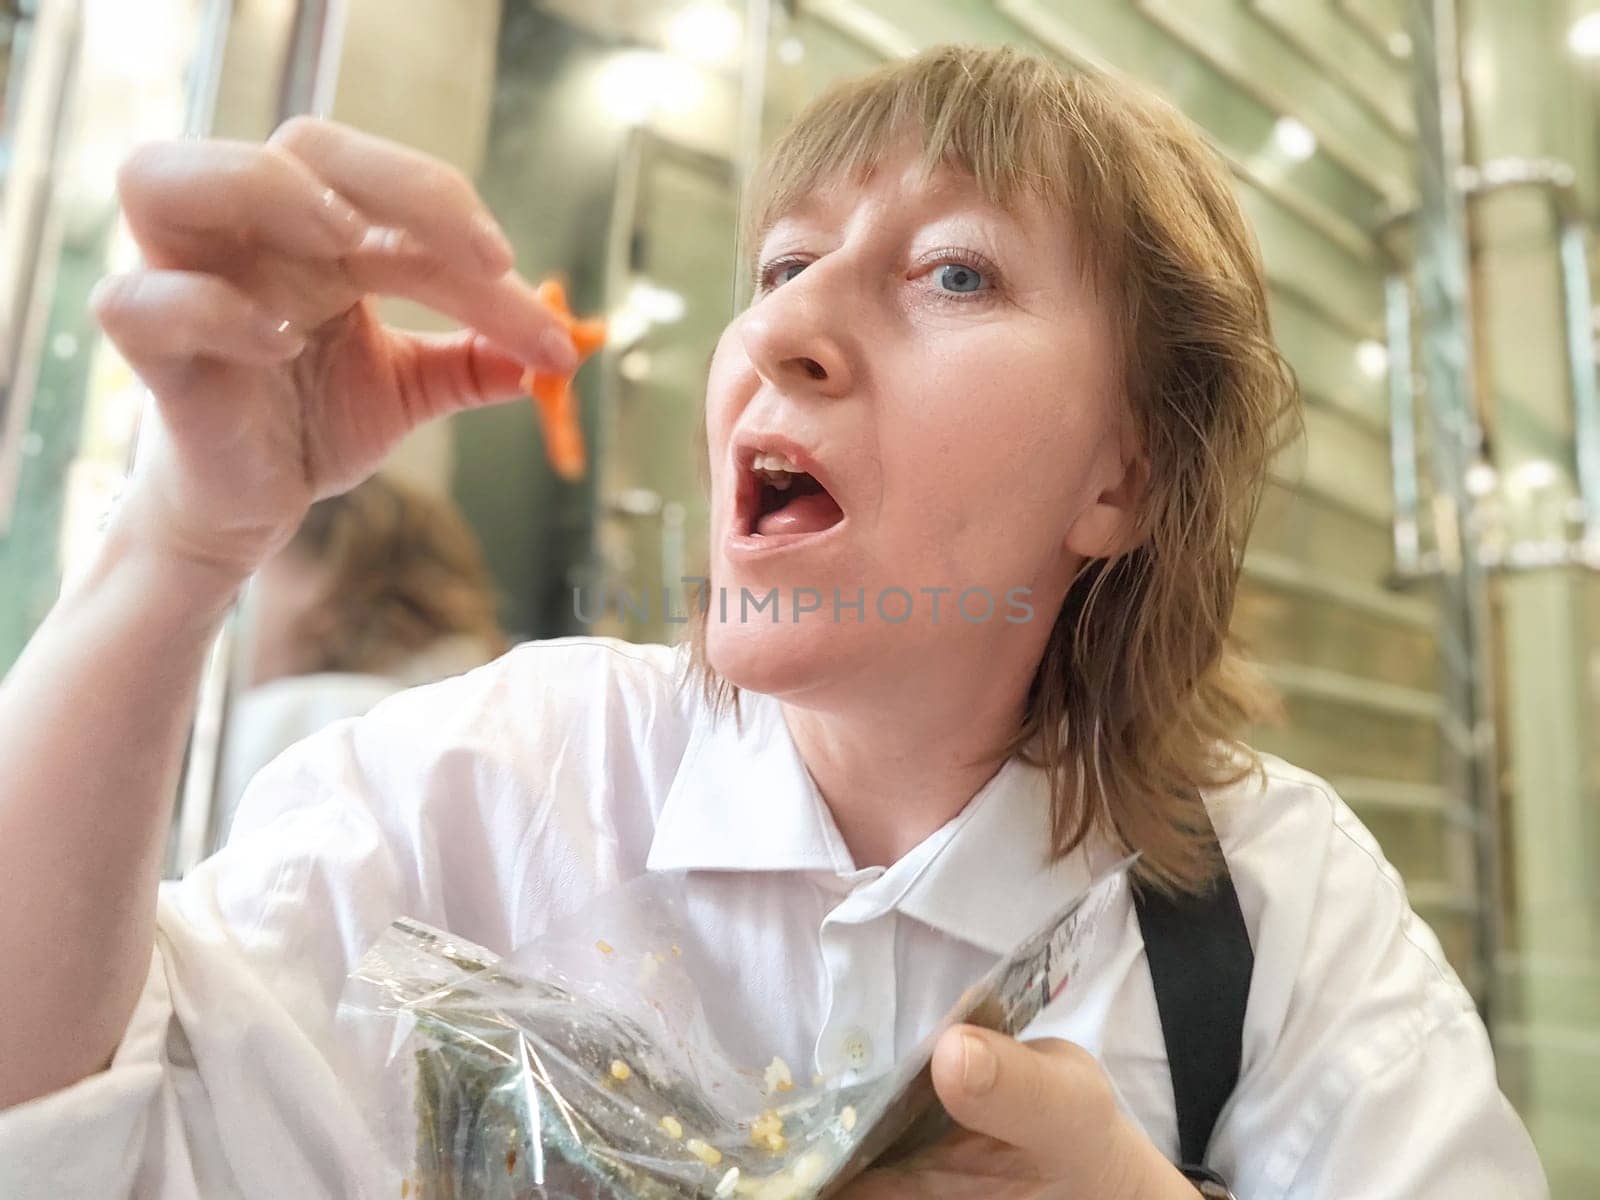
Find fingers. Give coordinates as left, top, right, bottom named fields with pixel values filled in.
left=112, top=120, right=582, bottom=377
left=120, top=120, right=516, bottom=284
left=930, top=1027, right=1120, bottom=1173
left=269, top=116, right=514, bottom=276
left=388, top=328, right=531, bottom=423
left=118, top=139, right=368, bottom=264
left=344, top=251, right=579, bottom=374
left=91, top=269, right=306, bottom=367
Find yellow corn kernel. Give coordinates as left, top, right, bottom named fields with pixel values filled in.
left=596, top=939, right=614, bottom=955
left=747, top=1108, right=789, bottom=1156
left=791, top=1153, right=825, bottom=1186
left=609, top=1059, right=631, bottom=1081
left=660, top=1115, right=684, bottom=1140
left=686, top=1138, right=723, bottom=1166
left=763, top=1056, right=794, bottom=1094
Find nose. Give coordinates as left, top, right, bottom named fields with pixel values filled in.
left=738, top=262, right=857, bottom=400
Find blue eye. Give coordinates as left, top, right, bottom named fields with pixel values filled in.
left=753, top=258, right=807, bottom=295
left=755, top=251, right=1001, bottom=303
left=935, top=263, right=984, bottom=294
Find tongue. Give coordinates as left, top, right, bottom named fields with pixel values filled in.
left=755, top=489, right=844, bottom=537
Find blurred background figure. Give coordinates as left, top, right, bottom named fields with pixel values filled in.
left=214, top=474, right=508, bottom=845
left=2, top=0, right=1599, bottom=1193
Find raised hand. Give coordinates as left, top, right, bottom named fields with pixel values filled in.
left=96, top=116, right=580, bottom=576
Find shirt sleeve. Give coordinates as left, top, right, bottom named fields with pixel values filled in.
left=1280, top=1006, right=1547, bottom=1197
left=0, top=708, right=425, bottom=1200
left=1205, top=767, right=1549, bottom=1199
left=0, top=637, right=682, bottom=1199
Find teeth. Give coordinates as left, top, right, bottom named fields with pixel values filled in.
left=752, top=451, right=803, bottom=474
left=751, top=450, right=805, bottom=491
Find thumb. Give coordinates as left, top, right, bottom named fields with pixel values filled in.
left=930, top=1026, right=1119, bottom=1170
left=389, top=328, right=536, bottom=422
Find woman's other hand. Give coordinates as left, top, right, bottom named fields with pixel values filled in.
left=840, top=1027, right=1199, bottom=1199
left=96, top=116, right=580, bottom=578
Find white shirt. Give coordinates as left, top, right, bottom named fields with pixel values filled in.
left=215, top=634, right=502, bottom=845
left=0, top=636, right=1548, bottom=1198
left=215, top=673, right=403, bottom=849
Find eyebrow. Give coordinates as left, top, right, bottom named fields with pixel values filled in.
left=759, top=199, right=1025, bottom=256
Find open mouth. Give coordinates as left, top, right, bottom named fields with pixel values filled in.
left=735, top=444, right=846, bottom=540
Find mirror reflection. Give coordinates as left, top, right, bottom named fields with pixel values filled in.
left=217, top=474, right=508, bottom=843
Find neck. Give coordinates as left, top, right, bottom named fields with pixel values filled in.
left=780, top=649, right=1037, bottom=869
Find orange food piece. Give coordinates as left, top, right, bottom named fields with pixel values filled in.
left=521, top=277, right=606, bottom=481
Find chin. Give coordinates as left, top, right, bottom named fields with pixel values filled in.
left=703, top=614, right=872, bottom=702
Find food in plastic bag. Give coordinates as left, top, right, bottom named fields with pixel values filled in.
left=339, top=854, right=1136, bottom=1199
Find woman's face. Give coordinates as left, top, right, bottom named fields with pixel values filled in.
left=702, top=141, right=1142, bottom=705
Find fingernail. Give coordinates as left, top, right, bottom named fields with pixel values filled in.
left=961, top=1033, right=998, bottom=1095
left=316, top=186, right=367, bottom=252
left=88, top=274, right=125, bottom=314
left=540, top=326, right=578, bottom=373
left=471, top=212, right=515, bottom=273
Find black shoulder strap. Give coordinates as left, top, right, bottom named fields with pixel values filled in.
left=1131, top=810, right=1254, bottom=1169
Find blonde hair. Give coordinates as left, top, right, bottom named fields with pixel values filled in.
left=687, top=44, right=1302, bottom=897
left=288, top=473, right=509, bottom=676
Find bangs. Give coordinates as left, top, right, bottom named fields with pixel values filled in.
left=738, top=44, right=1126, bottom=296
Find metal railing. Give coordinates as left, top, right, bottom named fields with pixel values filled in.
left=1378, top=157, right=1600, bottom=582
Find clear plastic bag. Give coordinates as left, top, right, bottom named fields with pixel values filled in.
left=338, top=854, right=1135, bottom=1199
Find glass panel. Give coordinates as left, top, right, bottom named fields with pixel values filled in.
left=460, top=1, right=744, bottom=643
left=592, top=135, right=737, bottom=644
left=1235, top=580, right=1438, bottom=692
left=1136, top=0, right=1412, bottom=196
left=0, top=0, right=215, bottom=672
left=1269, top=290, right=1389, bottom=430
left=1253, top=480, right=1394, bottom=580
left=1249, top=693, right=1440, bottom=785
left=1294, top=403, right=1395, bottom=521
left=460, top=5, right=627, bottom=641
left=1238, top=182, right=1386, bottom=339
left=1356, top=807, right=1475, bottom=890
left=1252, top=0, right=1412, bottom=136
left=0, top=2, right=38, bottom=175
left=1424, top=909, right=1483, bottom=992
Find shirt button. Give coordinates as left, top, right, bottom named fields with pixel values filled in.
left=840, top=1027, right=874, bottom=1070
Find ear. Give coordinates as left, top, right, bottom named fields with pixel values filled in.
left=1063, top=428, right=1150, bottom=561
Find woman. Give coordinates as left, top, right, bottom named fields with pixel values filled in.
left=0, top=44, right=1546, bottom=1199
left=217, top=473, right=507, bottom=845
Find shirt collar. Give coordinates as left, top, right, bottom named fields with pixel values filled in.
left=648, top=689, right=853, bottom=875
left=647, top=688, right=1095, bottom=958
